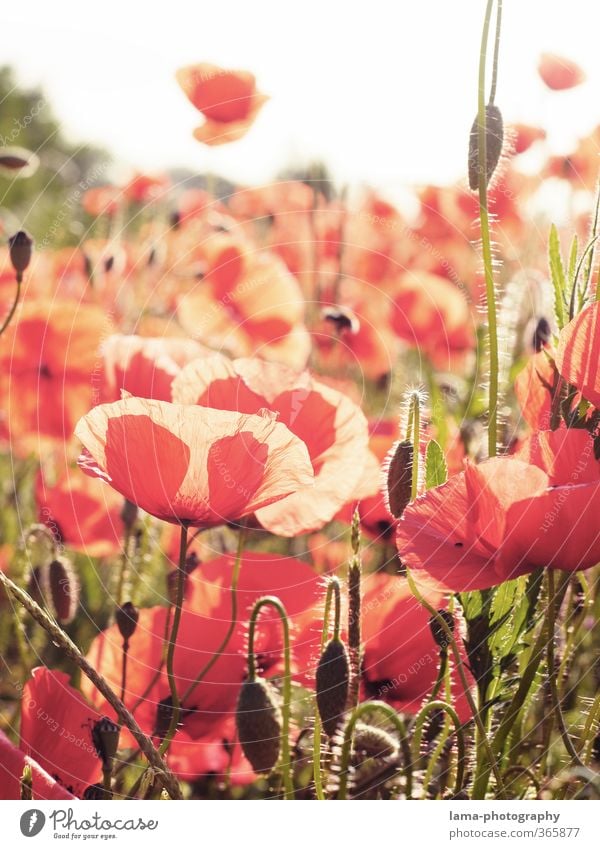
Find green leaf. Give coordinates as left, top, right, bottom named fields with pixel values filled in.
left=425, top=439, right=447, bottom=489
left=548, top=224, right=566, bottom=329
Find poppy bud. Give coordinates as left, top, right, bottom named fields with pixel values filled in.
left=236, top=678, right=282, bottom=774
left=8, top=230, right=33, bottom=277
left=120, top=499, right=138, bottom=531
left=532, top=316, right=552, bottom=352
left=428, top=609, right=455, bottom=649
left=353, top=723, right=399, bottom=760
left=468, top=103, right=504, bottom=190
left=115, top=601, right=139, bottom=642
left=47, top=557, right=79, bottom=624
left=91, top=717, right=120, bottom=771
left=384, top=439, right=413, bottom=519
left=0, top=147, right=38, bottom=177
left=316, top=638, right=350, bottom=738
left=154, top=696, right=176, bottom=740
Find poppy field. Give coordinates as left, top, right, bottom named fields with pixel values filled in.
left=1, top=0, right=600, bottom=805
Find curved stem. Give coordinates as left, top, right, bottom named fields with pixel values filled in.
left=0, top=276, right=22, bottom=337
left=159, top=522, right=188, bottom=755
left=406, top=569, right=505, bottom=797
left=477, top=0, right=500, bottom=457
left=181, top=526, right=246, bottom=703
left=502, top=765, right=541, bottom=797
left=247, top=596, right=293, bottom=799
left=0, top=569, right=182, bottom=799
left=337, top=701, right=410, bottom=800
left=411, top=700, right=466, bottom=797
left=313, top=577, right=343, bottom=800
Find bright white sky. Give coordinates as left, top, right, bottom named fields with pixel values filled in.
left=1, top=0, right=600, bottom=195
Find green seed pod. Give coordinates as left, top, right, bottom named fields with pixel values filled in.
left=236, top=678, right=282, bottom=774
left=316, top=638, right=350, bottom=738
left=384, top=439, right=413, bottom=519
left=115, top=601, right=139, bottom=642
left=47, top=557, right=79, bottom=624
left=468, top=103, right=504, bottom=190
left=8, top=230, right=33, bottom=276
left=353, top=723, right=399, bottom=760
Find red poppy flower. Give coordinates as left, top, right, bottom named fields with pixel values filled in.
left=20, top=668, right=102, bottom=798
left=82, top=186, right=120, bottom=217
left=35, top=466, right=124, bottom=558
left=360, top=574, right=472, bottom=719
left=390, top=272, right=475, bottom=369
left=83, top=551, right=322, bottom=781
left=396, top=429, right=600, bottom=591
left=538, top=53, right=585, bottom=91
left=99, top=334, right=210, bottom=404
left=176, top=63, right=268, bottom=145
left=122, top=173, right=170, bottom=204
left=514, top=349, right=560, bottom=430
left=0, top=730, right=75, bottom=800
left=172, top=354, right=369, bottom=535
left=555, top=300, right=600, bottom=408
left=510, top=123, right=547, bottom=155
left=177, top=239, right=310, bottom=370
left=75, top=396, right=313, bottom=527
left=0, top=300, right=112, bottom=452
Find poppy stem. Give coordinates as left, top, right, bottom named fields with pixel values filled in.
left=0, top=274, right=22, bottom=337
left=410, top=700, right=466, bottom=798
left=545, top=569, right=585, bottom=767
left=407, top=390, right=421, bottom=499
left=405, top=569, right=505, bottom=797
left=313, top=576, right=343, bottom=800
left=159, top=521, right=189, bottom=756
left=181, top=524, right=246, bottom=703
left=477, top=0, right=501, bottom=458
left=120, top=639, right=129, bottom=703
left=0, top=569, right=183, bottom=799
left=337, top=701, right=410, bottom=800
left=247, top=596, right=294, bottom=799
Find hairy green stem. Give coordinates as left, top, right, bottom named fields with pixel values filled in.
left=247, top=596, right=294, bottom=799
left=411, top=700, right=466, bottom=797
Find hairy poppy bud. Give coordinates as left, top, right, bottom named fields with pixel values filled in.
left=47, top=557, right=79, bottom=624
left=91, top=717, right=120, bottom=771
left=384, top=439, right=413, bottom=519
left=316, top=638, right=350, bottom=737
left=468, top=103, right=504, bottom=190
left=115, top=601, right=139, bottom=642
left=428, top=609, right=455, bottom=649
left=236, top=678, right=282, bottom=774
left=353, top=723, right=399, bottom=760
left=120, top=499, right=138, bottom=530
left=532, top=316, right=552, bottom=352
left=0, top=147, right=38, bottom=177
left=8, top=230, right=33, bottom=277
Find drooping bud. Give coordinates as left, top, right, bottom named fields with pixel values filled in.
left=115, top=601, right=139, bottom=642
left=91, top=717, right=120, bottom=771
left=353, top=723, right=399, bottom=760
left=8, top=230, right=33, bottom=278
left=384, top=439, right=413, bottom=519
left=236, top=678, right=282, bottom=774
left=316, top=638, right=350, bottom=738
left=428, top=609, right=455, bottom=649
left=47, top=557, right=79, bottom=624
left=0, top=147, right=39, bottom=177
left=468, top=103, right=504, bottom=191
